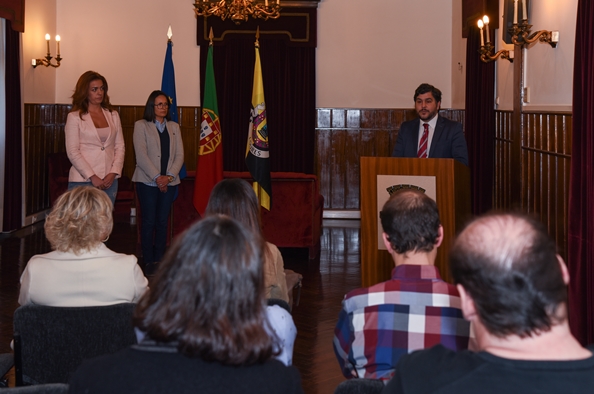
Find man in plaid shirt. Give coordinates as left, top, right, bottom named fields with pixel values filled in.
left=333, top=189, right=472, bottom=382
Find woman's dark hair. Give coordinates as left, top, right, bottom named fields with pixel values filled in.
left=205, top=179, right=262, bottom=236
left=133, top=215, right=275, bottom=364
left=70, top=71, right=113, bottom=116
left=143, top=90, right=171, bottom=122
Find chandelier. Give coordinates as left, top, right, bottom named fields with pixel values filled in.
left=194, top=0, right=281, bottom=24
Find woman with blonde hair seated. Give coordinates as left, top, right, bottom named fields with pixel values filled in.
left=19, top=186, right=148, bottom=307
left=68, top=215, right=304, bottom=394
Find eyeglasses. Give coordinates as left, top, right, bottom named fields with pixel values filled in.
left=154, top=103, right=169, bottom=109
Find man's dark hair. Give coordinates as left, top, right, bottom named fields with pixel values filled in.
left=450, top=212, right=567, bottom=338
left=379, top=190, right=440, bottom=254
left=414, top=83, right=442, bottom=103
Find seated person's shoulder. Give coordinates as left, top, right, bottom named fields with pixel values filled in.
left=383, top=345, right=482, bottom=394
left=342, top=281, right=392, bottom=312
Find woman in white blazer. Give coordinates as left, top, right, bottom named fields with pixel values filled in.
left=132, top=90, right=184, bottom=271
left=19, top=186, right=148, bottom=307
left=64, top=71, right=125, bottom=205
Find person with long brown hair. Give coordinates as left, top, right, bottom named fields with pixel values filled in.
left=68, top=215, right=304, bottom=394
left=205, top=178, right=288, bottom=302
left=65, top=71, right=125, bottom=205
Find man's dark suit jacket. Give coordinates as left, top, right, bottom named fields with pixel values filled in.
left=391, top=116, right=469, bottom=166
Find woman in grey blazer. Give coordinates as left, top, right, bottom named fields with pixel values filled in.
left=132, top=90, right=184, bottom=271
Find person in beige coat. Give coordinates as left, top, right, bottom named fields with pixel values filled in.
left=205, top=179, right=289, bottom=303
left=19, top=186, right=148, bottom=307
left=132, top=90, right=184, bottom=270
left=65, top=71, right=125, bottom=205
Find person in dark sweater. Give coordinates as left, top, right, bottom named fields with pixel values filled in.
left=382, top=212, right=594, bottom=394
left=69, top=215, right=304, bottom=394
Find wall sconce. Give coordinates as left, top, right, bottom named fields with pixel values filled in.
left=509, top=0, right=559, bottom=48
left=478, top=0, right=558, bottom=64
left=32, top=34, right=62, bottom=68
left=477, top=16, right=513, bottom=63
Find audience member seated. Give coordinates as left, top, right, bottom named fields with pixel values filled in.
left=205, top=179, right=296, bottom=364
left=382, top=213, right=594, bottom=394
left=68, top=215, right=304, bottom=394
left=333, top=190, right=471, bottom=382
left=19, top=186, right=148, bottom=307
left=206, top=179, right=289, bottom=303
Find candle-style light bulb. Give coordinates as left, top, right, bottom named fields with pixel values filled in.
left=55, top=35, right=61, bottom=56
left=513, top=0, right=518, bottom=24
left=45, top=33, right=51, bottom=55
left=477, top=19, right=485, bottom=47
left=483, top=15, right=490, bottom=44
left=522, top=0, right=528, bottom=21
left=167, top=25, right=173, bottom=40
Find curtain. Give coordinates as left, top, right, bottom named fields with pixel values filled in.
left=568, top=0, right=594, bottom=345
left=2, top=18, right=22, bottom=232
left=199, top=19, right=316, bottom=175
left=464, top=26, right=495, bottom=215
left=0, top=19, right=5, bottom=230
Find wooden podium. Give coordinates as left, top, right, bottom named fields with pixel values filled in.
left=360, top=157, right=471, bottom=287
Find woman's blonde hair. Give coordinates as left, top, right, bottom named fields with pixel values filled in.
left=45, top=186, right=113, bottom=254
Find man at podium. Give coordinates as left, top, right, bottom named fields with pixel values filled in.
left=392, top=83, right=469, bottom=166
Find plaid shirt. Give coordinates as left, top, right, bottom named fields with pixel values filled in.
left=333, top=264, right=471, bottom=382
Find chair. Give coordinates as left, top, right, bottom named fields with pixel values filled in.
left=13, top=303, right=137, bottom=385
left=334, top=378, right=385, bottom=394
left=0, top=353, right=14, bottom=387
left=0, top=383, right=69, bottom=393
left=267, top=298, right=292, bottom=313
left=284, top=269, right=303, bottom=308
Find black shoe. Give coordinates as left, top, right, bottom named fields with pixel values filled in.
left=143, top=262, right=157, bottom=277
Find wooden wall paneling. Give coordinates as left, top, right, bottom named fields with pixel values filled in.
left=178, top=106, right=201, bottom=173
left=327, top=109, right=346, bottom=209
left=315, top=127, right=332, bottom=210
left=115, top=106, right=143, bottom=180
left=343, top=109, right=361, bottom=210
left=494, top=110, right=512, bottom=209
left=330, top=129, right=347, bottom=209
left=24, top=104, right=56, bottom=215
left=344, top=129, right=360, bottom=210
left=521, top=112, right=571, bottom=260
left=315, top=109, right=332, bottom=209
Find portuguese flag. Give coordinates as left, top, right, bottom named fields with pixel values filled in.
left=194, top=41, right=223, bottom=215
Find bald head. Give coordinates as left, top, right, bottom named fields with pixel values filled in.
left=450, top=213, right=567, bottom=338
left=455, top=214, right=536, bottom=271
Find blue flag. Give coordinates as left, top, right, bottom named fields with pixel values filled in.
left=161, top=39, right=186, bottom=178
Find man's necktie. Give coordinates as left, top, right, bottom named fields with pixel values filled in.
left=417, top=123, right=429, bottom=158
